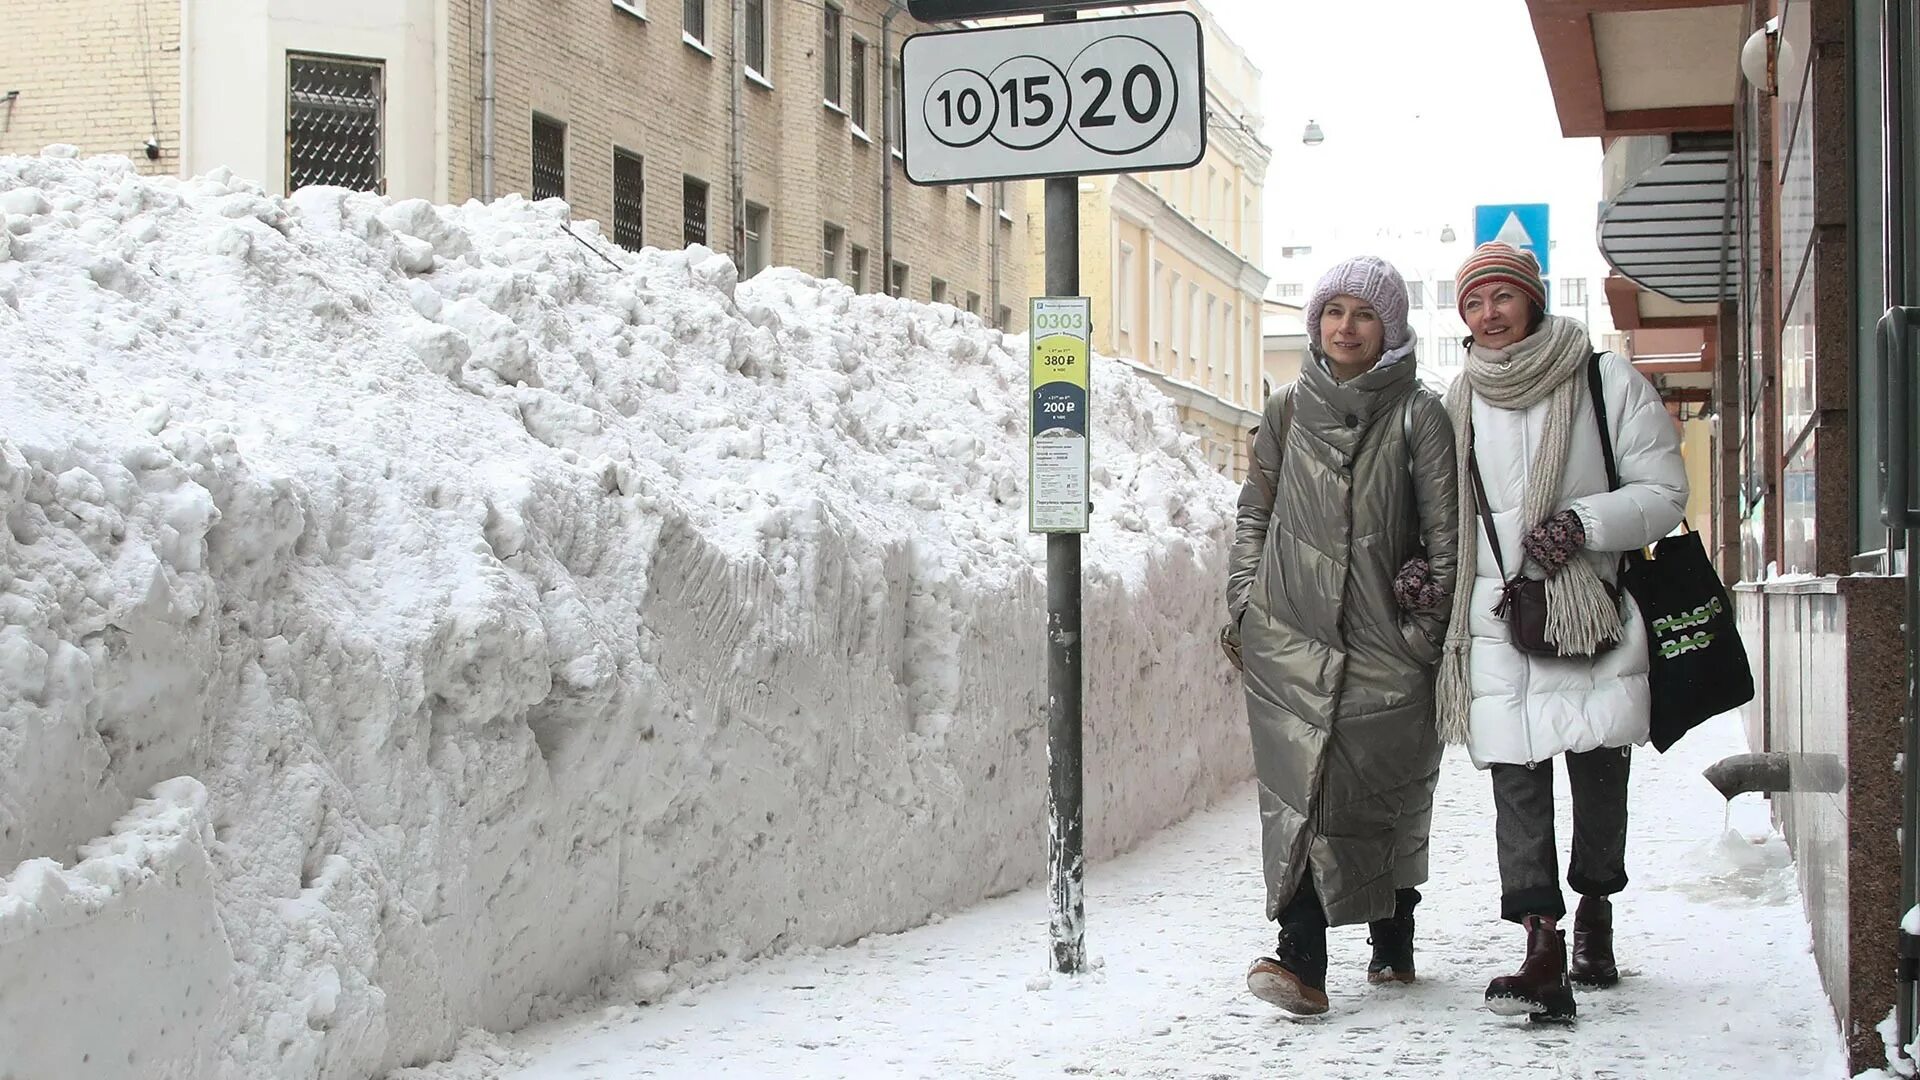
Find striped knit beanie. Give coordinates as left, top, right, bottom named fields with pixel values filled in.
left=1305, top=255, right=1411, bottom=351
left=1455, top=241, right=1547, bottom=320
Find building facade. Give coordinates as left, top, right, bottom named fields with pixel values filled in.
left=1527, top=0, right=1919, bottom=1069
left=3, top=0, right=1028, bottom=330
left=1026, top=1, right=1271, bottom=478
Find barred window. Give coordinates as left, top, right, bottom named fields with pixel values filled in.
left=823, top=5, right=844, bottom=105
left=286, top=54, right=384, bottom=194
left=849, top=38, right=868, bottom=131
left=531, top=114, right=566, bottom=201
left=613, top=149, right=645, bottom=250
left=684, top=176, right=708, bottom=247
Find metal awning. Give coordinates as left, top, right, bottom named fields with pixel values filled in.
left=1597, top=132, right=1735, bottom=304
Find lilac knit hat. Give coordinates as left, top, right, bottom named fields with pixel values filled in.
left=1305, top=255, right=1412, bottom=351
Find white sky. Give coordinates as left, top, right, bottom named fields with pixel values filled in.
left=1194, top=0, right=1611, bottom=291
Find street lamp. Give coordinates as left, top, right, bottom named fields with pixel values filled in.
left=1301, top=120, right=1325, bottom=147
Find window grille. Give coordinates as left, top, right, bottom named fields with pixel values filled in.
left=531, top=114, right=566, bottom=201
left=613, top=150, right=645, bottom=250
left=684, top=176, right=709, bottom=246
left=286, top=54, right=384, bottom=194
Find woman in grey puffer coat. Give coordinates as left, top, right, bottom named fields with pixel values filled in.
left=1222, top=256, right=1460, bottom=1016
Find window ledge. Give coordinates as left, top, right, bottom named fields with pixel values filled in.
left=746, top=67, right=774, bottom=91
left=890, top=147, right=903, bottom=161
left=612, top=0, right=646, bottom=20
left=965, top=191, right=983, bottom=207
left=998, top=208, right=1013, bottom=223
left=683, top=33, right=714, bottom=57
left=850, top=124, right=872, bottom=145
left=823, top=98, right=848, bottom=117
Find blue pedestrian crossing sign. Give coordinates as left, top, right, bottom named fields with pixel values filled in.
left=1474, top=203, right=1551, bottom=276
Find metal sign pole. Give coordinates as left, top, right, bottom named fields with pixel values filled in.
left=1042, top=9, right=1085, bottom=979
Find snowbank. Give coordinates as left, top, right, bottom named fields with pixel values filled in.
left=0, top=151, right=1247, bottom=1079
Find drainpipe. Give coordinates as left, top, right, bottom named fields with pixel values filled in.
left=178, top=0, right=192, bottom=177
left=990, top=181, right=1001, bottom=327
left=481, top=0, right=496, bottom=200
left=730, top=0, right=745, bottom=264
left=880, top=0, right=905, bottom=294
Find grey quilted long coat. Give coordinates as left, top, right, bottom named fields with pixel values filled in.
left=1227, top=355, right=1460, bottom=927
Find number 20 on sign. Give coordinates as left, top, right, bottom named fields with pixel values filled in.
left=1030, top=298, right=1091, bottom=534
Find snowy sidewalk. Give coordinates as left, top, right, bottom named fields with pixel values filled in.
left=497, top=714, right=1847, bottom=1079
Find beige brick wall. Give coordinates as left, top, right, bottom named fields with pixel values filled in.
left=447, top=0, right=1028, bottom=331
left=0, top=0, right=181, bottom=175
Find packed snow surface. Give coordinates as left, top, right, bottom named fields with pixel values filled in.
left=0, top=151, right=1247, bottom=1079
left=457, top=714, right=1849, bottom=1079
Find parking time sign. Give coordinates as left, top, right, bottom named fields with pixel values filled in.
left=901, top=12, right=1206, bottom=185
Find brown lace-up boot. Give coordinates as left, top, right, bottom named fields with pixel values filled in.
left=1484, top=915, right=1577, bottom=1022
left=1569, top=895, right=1619, bottom=987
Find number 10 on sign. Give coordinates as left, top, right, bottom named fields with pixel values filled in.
left=1030, top=298, right=1091, bottom=534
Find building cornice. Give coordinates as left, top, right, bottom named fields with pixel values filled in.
left=1111, top=175, right=1270, bottom=301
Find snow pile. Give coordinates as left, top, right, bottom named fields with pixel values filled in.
left=0, top=151, right=1247, bottom=1080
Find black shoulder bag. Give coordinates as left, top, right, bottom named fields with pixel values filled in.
left=1587, top=358, right=1756, bottom=751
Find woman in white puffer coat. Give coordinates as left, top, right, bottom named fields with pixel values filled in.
left=1431, top=242, right=1687, bottom=1023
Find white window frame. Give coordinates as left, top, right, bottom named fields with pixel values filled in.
left=744, top=202, right=770, bottom=277
left=743, top=0, right=770, bottom=86
left=683, top=0, right=710, bottom=52
left=823, top=222, right=844, bottom=281
left=823, top=4, right=845, bottom=110
left=849, top=36, right=870, bottom=139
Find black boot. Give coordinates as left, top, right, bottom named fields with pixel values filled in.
left=1485, top=915, right=1577, bottom=1022
left=1366, top=887, right=1419, bottom=985
left=1248, top=920, right=1329, bottom=1015
left=1569, top=895, right=1619, bottom=987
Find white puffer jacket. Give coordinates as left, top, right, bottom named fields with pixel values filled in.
left=1464, top=350, right=1689, bottom=768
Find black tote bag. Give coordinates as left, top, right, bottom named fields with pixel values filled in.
left=1588, top=357, right=1755, bottom=751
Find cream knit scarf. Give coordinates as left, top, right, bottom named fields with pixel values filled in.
left=1434, top=315, right=1622, bottom=744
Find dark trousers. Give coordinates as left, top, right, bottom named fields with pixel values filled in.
left=1490, top=747, right=1632, bottom=923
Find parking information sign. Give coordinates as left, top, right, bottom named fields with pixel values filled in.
left=902, top=11, right=1205, bottom=186
left=1030, top=298, right=1092, bottom=533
